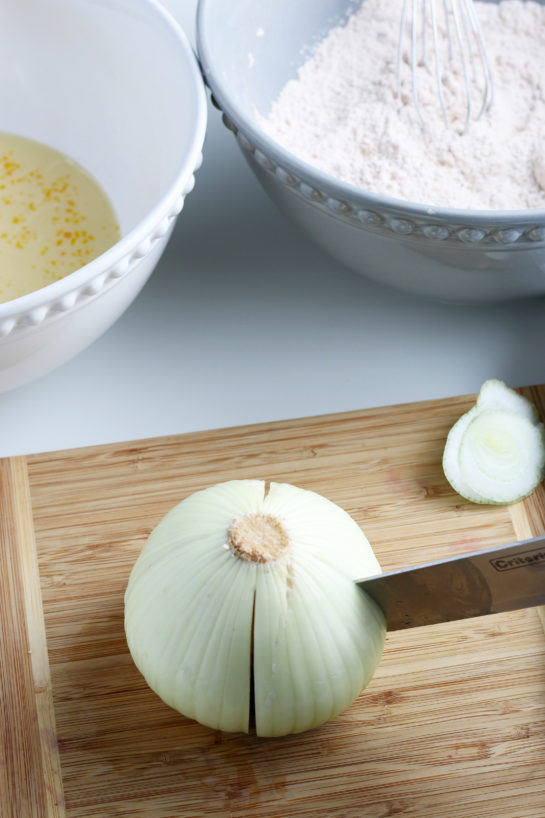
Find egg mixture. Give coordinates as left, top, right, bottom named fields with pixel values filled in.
left=0, top=132, right=120, bottom=303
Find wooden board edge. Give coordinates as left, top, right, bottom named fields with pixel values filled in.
left=25, top=388, right=479, bottom=465
left=0, top=457, right=65, bottom=818
left=510, top=385, right=545, bottom=636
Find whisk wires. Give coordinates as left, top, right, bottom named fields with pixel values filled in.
left=396, top=0, right=494, bottom=133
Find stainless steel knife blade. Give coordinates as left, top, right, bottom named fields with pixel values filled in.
left=358, top=534, right=545, bottom=630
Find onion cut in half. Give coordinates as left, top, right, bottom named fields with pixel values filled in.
left=443, top=380, right=545, bottom=505
left=124, top=480, right=386, bottom=737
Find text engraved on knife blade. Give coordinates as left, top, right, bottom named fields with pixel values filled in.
left=489, top=546, right=545, bottom=572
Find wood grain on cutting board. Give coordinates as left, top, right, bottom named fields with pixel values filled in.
left=1, top=386, right=545, bottom=817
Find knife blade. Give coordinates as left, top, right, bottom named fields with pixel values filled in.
left=358, top=533, right=545, bottom=630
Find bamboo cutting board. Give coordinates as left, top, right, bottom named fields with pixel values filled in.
left=2, top=386, right=545, bottom=818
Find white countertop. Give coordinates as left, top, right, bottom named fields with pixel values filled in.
left=1, top=0, right=544, bottom=458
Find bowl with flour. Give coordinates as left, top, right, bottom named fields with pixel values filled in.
left=197, top=0, right=545, bottom=302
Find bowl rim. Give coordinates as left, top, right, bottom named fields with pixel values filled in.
left=196, top=0, right=545, bottom=228
left=0, top=0, right=207, bottom=320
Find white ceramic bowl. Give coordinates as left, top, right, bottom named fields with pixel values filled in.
left=0, top=0, right=206, bottom=392
left=197, top=0, right=545, bottom=303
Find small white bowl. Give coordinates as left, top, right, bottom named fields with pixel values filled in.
left=0, top=0, right=207, bottom=391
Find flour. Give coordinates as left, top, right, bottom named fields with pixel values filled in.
left=260, top=0, right=545, bottom=210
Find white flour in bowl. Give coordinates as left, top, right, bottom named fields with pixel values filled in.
left=260, top=0, right=545, bottom=210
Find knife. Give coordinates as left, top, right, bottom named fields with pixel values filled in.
left=358, top=533, right=545, bottom=630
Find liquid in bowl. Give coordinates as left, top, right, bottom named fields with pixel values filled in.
left=0, top=132, right=120, bottom=303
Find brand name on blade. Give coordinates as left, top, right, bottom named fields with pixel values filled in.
left=490, top=548, right=545, bottom=572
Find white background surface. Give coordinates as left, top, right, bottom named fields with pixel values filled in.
left=1, top=0, right=544, bottom=458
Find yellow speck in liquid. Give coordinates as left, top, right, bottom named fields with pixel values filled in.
left=0, top=132, right=120, bottom=303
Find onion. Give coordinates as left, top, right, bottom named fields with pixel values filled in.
left=124, top=480, right=386, bottom=736
left=443, top=380, right=545, bottom=505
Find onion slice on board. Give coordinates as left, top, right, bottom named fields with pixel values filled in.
left=443, top=380, right=545, bottom=505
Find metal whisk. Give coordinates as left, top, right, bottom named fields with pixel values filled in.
left=396, top=0, right=494, bottom=132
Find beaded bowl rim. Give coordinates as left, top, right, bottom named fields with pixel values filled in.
left=0, top=0, right=207, bottom=322
left=196, top=0, right=545, bottom=236
left=0, top=165, right=203, bottom=338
